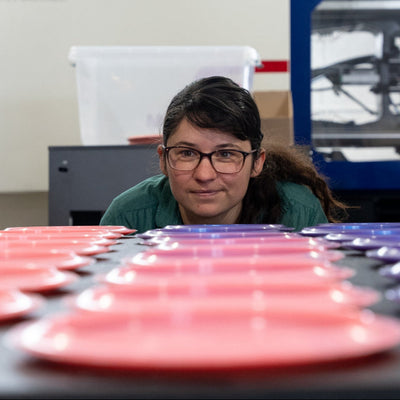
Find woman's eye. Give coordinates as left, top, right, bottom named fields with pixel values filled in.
left=180, top=149, right=196, bottom=157
left=217, top=150, right=233, bottom=158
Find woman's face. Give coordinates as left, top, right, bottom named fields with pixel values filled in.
left=158, top=118, right=265, bottom=225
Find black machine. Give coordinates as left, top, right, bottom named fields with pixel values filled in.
left=311, top=1, right=400, bottom=149
left=291, top=0, right=400, bottom=222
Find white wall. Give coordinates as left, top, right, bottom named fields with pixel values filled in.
left=0, top=0, right=290, bottom=193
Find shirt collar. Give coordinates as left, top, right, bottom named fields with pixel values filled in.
left=155, top=177, right=183, bottom=228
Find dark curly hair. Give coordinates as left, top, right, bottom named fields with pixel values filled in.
left=162, top=76, right=347, bottom=224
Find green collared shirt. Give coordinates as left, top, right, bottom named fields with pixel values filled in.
left=100, top=174, right=328, bottom=233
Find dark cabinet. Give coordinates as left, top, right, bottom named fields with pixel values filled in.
left=49, top=145, right=159, bottom=225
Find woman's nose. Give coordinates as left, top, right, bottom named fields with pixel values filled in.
left=192, top=156, right=218, bottom=179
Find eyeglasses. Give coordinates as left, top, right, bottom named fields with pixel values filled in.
left=162, top=145, right=258, bottom=174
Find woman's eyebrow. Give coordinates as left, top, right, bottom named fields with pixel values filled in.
left=214, top=143, right=243, bottom=149
left=169, top=141, right=246, bottom=151
left=170, top=141, right=197, bottom=147
left=172, top=141, right=243, bottom=149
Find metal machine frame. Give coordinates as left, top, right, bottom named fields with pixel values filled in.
left=291, top=0, right=400, bottom=191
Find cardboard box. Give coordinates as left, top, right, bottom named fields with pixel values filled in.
left=253, top=91, right=294, bottom=148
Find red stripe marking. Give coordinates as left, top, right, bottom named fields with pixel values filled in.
left=255, top=60, right=289, bottom=73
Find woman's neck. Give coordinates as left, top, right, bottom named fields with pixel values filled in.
left=178, top=205, right=242, bottom=226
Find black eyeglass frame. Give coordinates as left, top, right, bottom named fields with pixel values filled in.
left=162, top=145, right=259, bottom=174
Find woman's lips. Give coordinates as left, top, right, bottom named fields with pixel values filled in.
left=191, top=190, right=219, bottom=198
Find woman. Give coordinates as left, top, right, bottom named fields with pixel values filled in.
left=100, top=76, right=347, bottom=232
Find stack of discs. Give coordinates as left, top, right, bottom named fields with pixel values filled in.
left=300, top=222, right=400, bottom=307
left=6, top=224, right=400, bottom=370
left=0, top=225, right=134, bottom=321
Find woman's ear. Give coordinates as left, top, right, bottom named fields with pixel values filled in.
left=158, top=145, right=168, bottom=176
left=250, top=148, right=266, bottom=178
